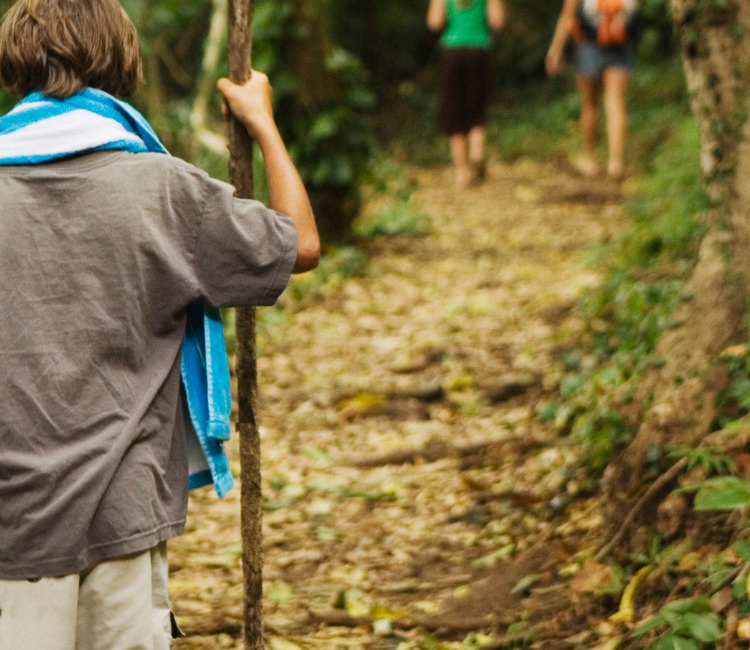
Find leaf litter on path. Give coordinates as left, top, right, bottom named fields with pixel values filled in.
left=171, top=159, right=630, bottom=650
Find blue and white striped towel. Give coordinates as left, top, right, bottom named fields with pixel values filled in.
left=0, top=88, right=234, bottom=497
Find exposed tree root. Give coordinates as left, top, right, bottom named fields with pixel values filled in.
left=305, top=609, right=512, bottom=633
left=600, top=416, right=750, bottom=560
left=596, top=457, right=689, bottom=561
left=346, top=438, right=546, bottom=469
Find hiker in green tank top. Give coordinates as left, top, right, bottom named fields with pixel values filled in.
left=442, top=0, right=492, bottom=49
left=428, top=0, right=505, bottom=188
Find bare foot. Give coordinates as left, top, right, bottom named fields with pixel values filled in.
left=457, top=166, right=477, bottom=189
left=572, top=157, right=601, bottom=179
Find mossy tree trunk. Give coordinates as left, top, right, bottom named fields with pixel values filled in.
left=608, top=0, right=750, bottom=499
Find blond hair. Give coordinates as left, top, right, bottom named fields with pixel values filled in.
left=0, top=0, right=142, bottom=99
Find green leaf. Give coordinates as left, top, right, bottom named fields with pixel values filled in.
left=470, top=544, right=516, bottom=569
left=631, top=613, right=667, bottom=637
left=661, top=611, right=689, bottom=636
left=269, top=639, right=303, bottom=650
left=309, top=113, right=339, bottom=141
left=662, top=597, right=712, bottom=615
left=694, top=477, right=750, bottom=510
left=266, top=581, right=293, bottom=602
left=735, top=541, right=750, bottom=562
left=682, top=612, right=721, bottom=643
left=707, top=567, right=737, bottom=590
left=302, top=446, right=330, bottom=463
left=652, top=633, right=676, bottom=650
left=733, top=578, right=748, bottom=601
left=672, top=636, right=698, bottom=650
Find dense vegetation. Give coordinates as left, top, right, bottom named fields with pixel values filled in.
left=0, top=0, right=676, bottom=238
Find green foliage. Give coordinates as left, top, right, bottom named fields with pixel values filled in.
left=633, top=597, right=723, bottom=650
left=690, top=476, right=750, bottom=511
left=667, top=447, right=735, bottom=475
left=734, top=540, right=750, bottom=562
left=122, top=0, right=216, bottom=156
left=0, top=0, right=375, bottom=240
left=715, top=350, right=750, bottom=429
left=286, top=245, right=368, bottom=302
left=488, top=86, right=580, bottom=161
left=330, top=0, right=436, bottom=85
left=354, top=201, right=431, bottom=239
left=253, top=0, right=375, bottom=241
left=572, top=404, right=630, bottom=470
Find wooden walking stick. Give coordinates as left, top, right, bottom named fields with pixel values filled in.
left=227, top=1, right=264, bottom=647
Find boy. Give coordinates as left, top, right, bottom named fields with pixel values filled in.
left=0, top=1, right=320, bottom=648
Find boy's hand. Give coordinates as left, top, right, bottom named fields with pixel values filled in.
left=545, top=49, right=563, bottom=76
left=217, top=72, right=275, bottom=141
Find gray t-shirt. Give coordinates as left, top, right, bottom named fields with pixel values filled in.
left=0, top=151, right=298, bottom=580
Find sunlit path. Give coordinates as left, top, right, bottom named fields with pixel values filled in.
left=170, top=158, right=629, bottom=650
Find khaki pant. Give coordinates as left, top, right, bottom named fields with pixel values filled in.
left=0, top=543, right=173, bottom=650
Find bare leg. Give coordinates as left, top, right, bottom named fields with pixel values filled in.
left=603, top=67, right=630, bottom=179
left=450, top=134, right=473, bottom=188
left=576, top=73, right=601, bottom=176
left=468, top=126, right=485, bottom=164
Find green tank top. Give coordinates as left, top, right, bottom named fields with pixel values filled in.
left=441, top=0, right=492, bottom=50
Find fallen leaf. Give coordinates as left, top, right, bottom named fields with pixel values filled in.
left=558, top=562, right=582, bottom=578
left=412, top=600, right=441, bottom=614
left=722, top=344, right=747, bottom=358
left=267, top=581, right=293, bottom=603
left=610, top=566, right=653, bottom=624
left=678, top=552, right=702, bottom=572
left=447, top=372, right=474, bottom=392
left=710, top=587, right=733, bottom=613
left=471, top=543, right=516, bottom=569
left=373, top=619, right=393, bottom=635
left=339, top=393, right=384, bottom=413
left=590, top=637, right=622, bottom=650
left=511, top=573, right=543, bottom=596
left=738, top=618, right=750, bottom=640
left=570, top=560, right=612, bottom=595
left=269, top=639, right=303, bottom=650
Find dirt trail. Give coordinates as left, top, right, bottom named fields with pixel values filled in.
left=171, top=159, right=629, bottom=650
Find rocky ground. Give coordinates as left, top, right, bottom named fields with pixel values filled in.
left=170, top=157, right=630, bottom=650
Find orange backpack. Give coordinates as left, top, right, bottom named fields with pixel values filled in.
left=573, top=0, right=640, bottom=47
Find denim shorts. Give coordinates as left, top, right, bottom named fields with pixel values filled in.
left=576, top=39, right=635, bottom=78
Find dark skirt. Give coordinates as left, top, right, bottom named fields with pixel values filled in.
left=437, top=47, right=491, bottom=136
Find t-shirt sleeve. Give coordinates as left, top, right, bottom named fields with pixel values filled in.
left=191, top=174, right=298, bottom=309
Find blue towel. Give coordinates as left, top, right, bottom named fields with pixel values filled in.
left=0, top=89, right=234, bottom=497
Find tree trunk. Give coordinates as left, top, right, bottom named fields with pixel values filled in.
left=227, top=1, right=264, bottom=648
left=609, top=0, right=750, bottom=497
left=283, top=0, right=360, bottom=241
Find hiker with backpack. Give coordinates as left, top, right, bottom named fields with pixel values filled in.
left=428, top=0, right=506, bottom=188
left=546, top=0, right=640, bottom=180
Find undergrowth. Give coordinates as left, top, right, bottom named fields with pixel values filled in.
left=532, top=58, right=709, bottom=470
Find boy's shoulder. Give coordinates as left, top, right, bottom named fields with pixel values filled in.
left=112, top=151, right=212, bottom=182
left=0, top=151, right=211, bottom=185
